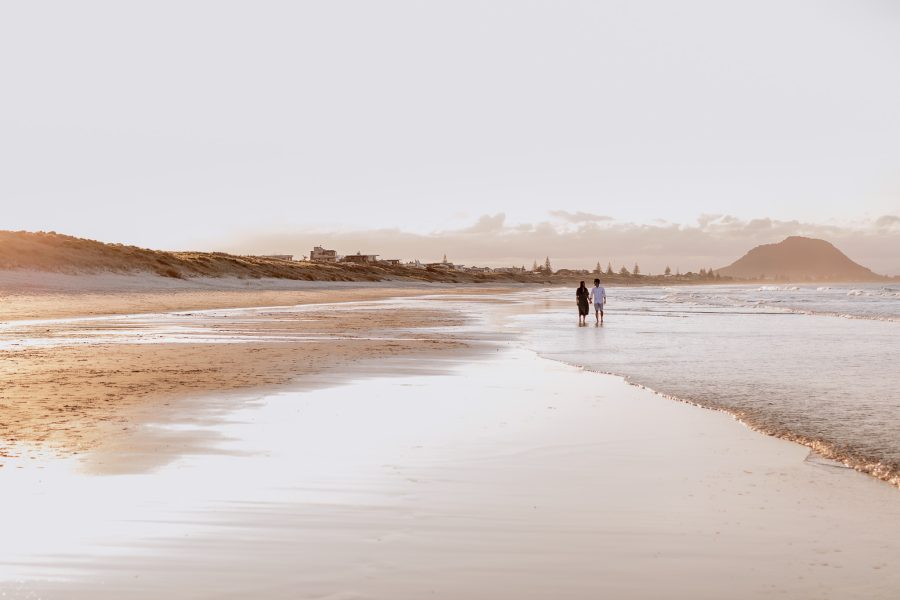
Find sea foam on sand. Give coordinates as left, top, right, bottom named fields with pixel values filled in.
left=2, top=348, right=899, bottom=599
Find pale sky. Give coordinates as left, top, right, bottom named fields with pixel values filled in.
left=1, top=1, right=899, bottom=272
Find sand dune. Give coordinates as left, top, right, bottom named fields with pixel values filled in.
left=0, top=231, right=531, bottom=283
left=0, top=230, right=717, bottom=286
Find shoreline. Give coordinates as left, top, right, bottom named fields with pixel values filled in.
left=536, top=343, right=900, bottom=489
left=3, top=284, right=897, bottom=487
left=6, top=270, right=891, bottom=322
left=3, top=347, right=899, bottom=598
left=509, top=285, right=900, bottom=488
left=2, top=289, right=899, bottom=597
left=579, top=363, right=900, bottom=489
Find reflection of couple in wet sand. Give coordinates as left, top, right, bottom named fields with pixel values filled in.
left=576, top=279, right=606, bottom=326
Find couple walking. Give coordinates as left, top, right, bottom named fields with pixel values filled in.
left=576, top=279, right=606, bottom=326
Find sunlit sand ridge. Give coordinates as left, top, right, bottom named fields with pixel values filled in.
left=0, top=293, right=473, bottom=464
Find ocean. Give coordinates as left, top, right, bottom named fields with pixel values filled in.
left=505, top=283, right=900, bottom=486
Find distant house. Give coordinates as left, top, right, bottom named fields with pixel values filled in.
left=310, top=246, right=338, bottom=262
left=255, top=254, right=294, bottom=261
left=341, top=252, right=379, bottom=264
left=494, top=266, right=527, bottom=274
left=380, top=259, right=401, bottom=266
left=425, top=262, right=454, bottom=270
left=555, top=268, right=589, bottom=276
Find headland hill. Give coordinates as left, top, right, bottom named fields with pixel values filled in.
left=0, top=230, right=892, bottom=288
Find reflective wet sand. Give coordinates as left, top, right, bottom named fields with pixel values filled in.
left=0, top=299, right=467, bottom=462
left=2, top=293, right=899, bottom=599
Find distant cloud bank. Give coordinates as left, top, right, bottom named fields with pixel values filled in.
left=548, top=211, right=614, bottom=224
left=226, top=214, right=900, bottom=276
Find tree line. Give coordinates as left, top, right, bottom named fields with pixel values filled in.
left=531, top=257, right=721, bottom=279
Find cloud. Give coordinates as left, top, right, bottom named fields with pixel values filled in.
left=875, top=215, right=900, bottom=230
left=456, top=213, right=506, bottom=234
left=223, top=214, right=900, bottom=275
left=549, top=210, right=613, bottom=223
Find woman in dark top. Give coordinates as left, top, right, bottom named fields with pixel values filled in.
left=576, top=280, right=590, bottom=325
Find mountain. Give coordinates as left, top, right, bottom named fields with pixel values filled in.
left=716, top=236, right=881, bottom=281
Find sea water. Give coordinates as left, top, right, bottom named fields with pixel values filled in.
left=508, top=284, right=900, bottom=485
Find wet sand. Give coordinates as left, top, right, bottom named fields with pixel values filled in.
left=2, top=292, right=899, bottom=598
left=0, top=270, right=515, bottom=320
left=0, top=300, right=468, bottom=463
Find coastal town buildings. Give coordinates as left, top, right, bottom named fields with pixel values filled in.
left=425, top=262, right=456, bottom=270
left=341, top=252, right=379, bottom=264
left=302, top=245, right=573, bottom=275
left=310, top=246, right=338, bottom=262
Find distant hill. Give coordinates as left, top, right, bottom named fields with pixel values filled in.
left=716, top=236, right=881, bottom=281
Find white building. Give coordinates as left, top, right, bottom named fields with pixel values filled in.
left=310, top=246, right=338, bottom=262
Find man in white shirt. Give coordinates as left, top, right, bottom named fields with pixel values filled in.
left=590, top=278, right=606, bottom=325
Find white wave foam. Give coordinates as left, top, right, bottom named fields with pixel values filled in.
left=845, top=288, right=900, bottom=298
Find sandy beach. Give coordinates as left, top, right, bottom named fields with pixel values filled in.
left=7, top=2, right=899, bottom=597
left=0, top=279, right=493, bottom=462
left=2, top=287, right=899, bottom=599
left=0, top=270, right=519, bottom=320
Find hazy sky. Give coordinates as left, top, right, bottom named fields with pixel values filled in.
left=1, top=1, right=899, bottom=271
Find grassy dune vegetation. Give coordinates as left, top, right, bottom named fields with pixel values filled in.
left=0, top=231, right=536, bottom=284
